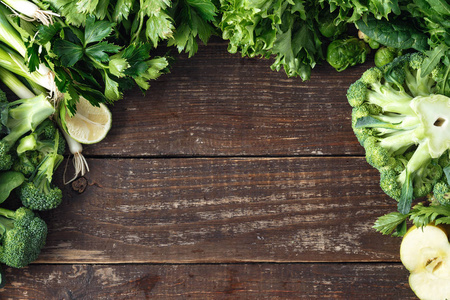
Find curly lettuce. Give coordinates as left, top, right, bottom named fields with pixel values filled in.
left=218, top=0, right=325, bottom=80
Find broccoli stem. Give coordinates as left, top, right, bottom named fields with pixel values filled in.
left=367, top=84, right=414, bottom=115
left=2, top=94, right=55, bottom=149
left=33, top=153, right=63, bottom=191
left=0, top=208, right=16, bottom=219
left=405, top=68, right=434, bottom=97
left=398, top=143, right=432, bottom=184
left=379, top=130, right=417, bottom=155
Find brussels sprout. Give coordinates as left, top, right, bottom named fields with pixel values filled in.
left=326, top=37, right=371, bottom=72
left=374, top=47, right=401, bottom=67
left=318, top=11, right=347, bottom=38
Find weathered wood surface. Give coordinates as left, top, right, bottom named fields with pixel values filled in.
left=1, top=263, right=415, bottom=299
left=87, top=39, right=369, bottom=157
left=0, top=38, right=417, bottom=298
left=39, top=157, right=400, bottom=264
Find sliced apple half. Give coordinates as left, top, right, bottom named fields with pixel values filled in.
left=400, top=224, right=450, bottom=300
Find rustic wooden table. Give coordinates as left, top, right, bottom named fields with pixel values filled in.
left=0, top=38, right=418, bottom=299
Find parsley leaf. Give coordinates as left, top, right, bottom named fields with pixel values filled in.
left=374, top=202, right=450, bottom=237
left=167, top=0, right=218, bottom=57
left=373, top=212, right=409, bottom=236
left=53, top=39, right=84, bottom=67
left=84, top=16, right=114, bottom=45
left=85, top=42, right=121, bottom=63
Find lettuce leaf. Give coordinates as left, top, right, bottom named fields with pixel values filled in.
left=218, top=0, right=323, bottom=80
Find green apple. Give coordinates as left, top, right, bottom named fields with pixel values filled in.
left=400, top=224, right=450, bottom=300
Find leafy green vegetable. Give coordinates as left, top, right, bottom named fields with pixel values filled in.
left=355, top=16, right=428, bottom=52
left=322, top=0, right=450, bottom=84
left=30, top=16, right=168, bottom=113
left=373, top=211, right=409, bottom=236
left=374, top=202, right=450, bottom=237
left=167, top=0, right=218, bottom=57
left=43, top=0, right=218, bottom=54
left=16, top=0, right=218, bottom=113
left=218, top=0, right=325, bottom=80
left=421, top=45, right=450, bottom=78
left=0, top=171, right=25, bottom=204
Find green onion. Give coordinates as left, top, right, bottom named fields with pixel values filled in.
left=0, top=4, right=26, bottom=57
left=0, top=66, right=34, bottom=99
left=1, top=0, right=58, bottom=25
left=0, top=45, right=55, bottom=95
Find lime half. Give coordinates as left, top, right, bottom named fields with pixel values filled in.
left=60, top=97, right=112, bottom=144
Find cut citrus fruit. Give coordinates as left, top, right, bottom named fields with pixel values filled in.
left=60, top=97, right=112, bottom=144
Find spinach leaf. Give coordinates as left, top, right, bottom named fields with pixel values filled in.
left=356, top=15, right=428, bottom=51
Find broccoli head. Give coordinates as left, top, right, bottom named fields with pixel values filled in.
left=432, top=180, right=450, bottom=205
left=11, top=153, right=35, bottom=177
left=0, top=94, right=55, bottom=171
left=347, top=52, right=450, bottom=213
left=18, top=130, right=64, bottom=211
left=0, top=207, right=47, bottom=268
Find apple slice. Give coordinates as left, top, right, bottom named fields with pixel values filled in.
left=400, top=224, right=450, bottom=300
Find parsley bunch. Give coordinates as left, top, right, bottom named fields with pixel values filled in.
left=374, top=201, right=450, bottom=237
left=24, top=0, right=218, bottom=113
left=44, top=0, right=218, bottom=56
left=33, top=16, right=169, bottom=113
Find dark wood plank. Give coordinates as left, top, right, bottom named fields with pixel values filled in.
left=0, top=263, right=415, bottom=299
left=2, top=37, right=410, bottom=297
left=36, top=157, right=403, bottom=264
left=86, top=39, right=370, bottom=157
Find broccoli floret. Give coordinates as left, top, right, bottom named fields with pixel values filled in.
left=28, top=150, right=44, bottom=167
left=433, top=181, right=450, bottom=205
left=12, top=152, right=35, bottom=177
left=351, top=103, right=382, bottom=145
left=438, top=150, right=450, bottom=168
left=379, top=167, right=402, bottom=200
left=433, top=151, right=450, bottom=205
left=17, top=119, right=66, bottom=157
left=19, top=181, right=62, bottom=211
left=0, top=94, right=55, bottom=171
left=347, top=80, right=367, bottom=108
left=17, top=130, right=64, bottom=211
left=347, top=52, right=450, bottom=214
left=0, top=206, right=47, bottom=268
left=13, top=119, right=66, bottom=178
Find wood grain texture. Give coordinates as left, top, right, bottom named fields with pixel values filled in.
left=32, top=157, right=403, bottom=264
left=86, top=39, right=370, bottom=157
left=0, top=38, right=413, bottom=298
left=1, top=263, right=416, bottom=299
